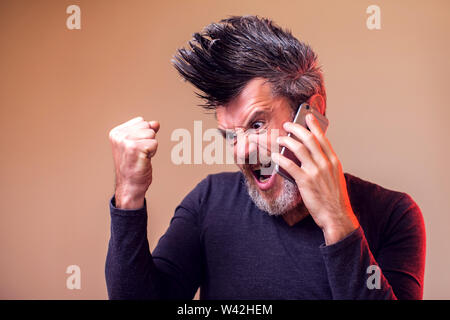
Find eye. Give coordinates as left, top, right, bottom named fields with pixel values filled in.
left=225, top=130, right=237, bottom=145
left=251, top=121, right=265, bottom=130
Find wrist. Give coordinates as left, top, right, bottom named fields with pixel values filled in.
left=115, top=184, right=146, bottom=210
left=322, top=212, right=359, bottom=246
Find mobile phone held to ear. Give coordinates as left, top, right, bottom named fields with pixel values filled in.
left=275, top=102, right=329, bottom=184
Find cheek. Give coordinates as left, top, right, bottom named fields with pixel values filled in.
left=276, top=126, right=289, bottom=138
left=265, top=128, right=289, bottom=153
left=274, top=175, right=283, bottom=188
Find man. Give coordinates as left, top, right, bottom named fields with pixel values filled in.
left=106, top=16, right=425, bottom=299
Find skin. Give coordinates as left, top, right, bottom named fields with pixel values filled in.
left=216, top=79, right=294, bottom=207
left=109, top=117, right=159, bottom=209
left=273, top=98, right=360, bottom=245
left=110, top=78, right=359, bottom=245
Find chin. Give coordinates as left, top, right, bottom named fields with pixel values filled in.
left=241, top=167, right=301, bottom=216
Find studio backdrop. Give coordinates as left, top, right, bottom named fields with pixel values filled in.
left=0, top=0, right=449, bottom=299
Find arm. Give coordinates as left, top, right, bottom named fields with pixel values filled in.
left=106, top=117, right=203, bottom=299
left=105, top=194, right=203, bottom=300
left=320, top=194, right=425, bottom=299
left=271, top=98, right=425, bottom=299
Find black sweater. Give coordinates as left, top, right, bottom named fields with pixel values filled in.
left=106, top=172, right=426, bottom=299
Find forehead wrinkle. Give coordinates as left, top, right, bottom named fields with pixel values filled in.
left=216, top=78, right=276, bottom=130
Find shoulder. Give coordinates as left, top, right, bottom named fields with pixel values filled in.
left=344, top=173, right=418, bottom=214
left=344, top=173, right=425, bottom=250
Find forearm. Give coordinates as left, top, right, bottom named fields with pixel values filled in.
left=105, top=196, right=160, bottom=299
left=106, top=195, right=196, bottom=300
left=320, top=226, right=398, bottom=300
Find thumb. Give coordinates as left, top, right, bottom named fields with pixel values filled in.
left=148, top=121, right=160, bottom=134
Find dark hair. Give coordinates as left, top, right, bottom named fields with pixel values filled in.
left=172, top=15, right=326, bottom=111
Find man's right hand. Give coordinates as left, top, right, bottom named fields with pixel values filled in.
left=109, top=117, right=160, bottom=209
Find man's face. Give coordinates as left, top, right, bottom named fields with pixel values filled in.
left=216, top=78, right=302, bottom=215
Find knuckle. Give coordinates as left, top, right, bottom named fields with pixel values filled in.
left=149, top=139, right=158, bottom=151
left=330, top=155, right=340, bottom=167
left=147, top=129, right=156, bottom=139
left=316, top=131, right=325, bottom=140
left=147, top=141, right=158, bottom=157
left=310, top=167, right=320, bottom=179
left=123, top=130, right=133, bottom=140
left=124, top=139, right=137, bottom=152
left=320, top=160, right=332, bottom=171
left=305, top=132, right=315, bottom=143
left=285, top=161, right=294, bottom=171
left=286, top=157, right=297, bottom=171
left=293, top=144, right=303, bottom=156
left=304, top=173, right=313, bottom=184
left=108, top=128, right=117, bottom=141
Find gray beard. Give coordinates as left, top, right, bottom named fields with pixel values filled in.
left=244, top=176, right=301, bottom=216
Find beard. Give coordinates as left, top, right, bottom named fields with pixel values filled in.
left=242, top=168, right=302, bottom=216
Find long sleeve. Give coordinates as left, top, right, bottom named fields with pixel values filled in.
left=105, top=192, right=204, bottom=300
left=320, top=193, right=426, bottom=300
left=105, top=172, right=426, bottom=300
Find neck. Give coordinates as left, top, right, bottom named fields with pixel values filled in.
left=282, top=204, right=309, bottom=227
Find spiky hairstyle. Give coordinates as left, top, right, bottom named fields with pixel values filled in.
left=172, top=15, right=326, bottom=111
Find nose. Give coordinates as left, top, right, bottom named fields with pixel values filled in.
left=234, top=132, right=258, bottom=165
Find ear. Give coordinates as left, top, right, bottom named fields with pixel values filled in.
left=307, top=94, right=326, bottom=116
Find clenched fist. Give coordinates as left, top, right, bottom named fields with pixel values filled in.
left=109, top=117, right=160, bottom=209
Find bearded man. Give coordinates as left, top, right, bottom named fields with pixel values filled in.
left=106, top=16, right=425, bottom=300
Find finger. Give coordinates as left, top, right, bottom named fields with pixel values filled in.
left=128, top=128, right=156, bottom=140
left=271, top=152, right=305, bottom=182
left=283, top=121, right=327, bottom=167
left=305, top=113, right=335, bottom=161
left=148, top=121, right=160, bottom=134
left=133, top=120, right=151, bottom=129
left=277, top=136, right=315, bottom=169
left=135, top=139, right=158, bottom=158
left=116, top=116, right=144, bottom=130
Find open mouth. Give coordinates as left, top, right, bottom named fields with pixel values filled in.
left=250, top=162, right=276, bottom=190
left=252, top=163, right=272, bottom=182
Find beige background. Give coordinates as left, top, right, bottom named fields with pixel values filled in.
left=0, top=0, right=449, bottom=299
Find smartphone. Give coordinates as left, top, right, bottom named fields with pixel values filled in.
left=275, top=102, right=329, bottom=184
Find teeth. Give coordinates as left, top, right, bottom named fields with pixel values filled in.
left=253, top=162, right=271, bottom=170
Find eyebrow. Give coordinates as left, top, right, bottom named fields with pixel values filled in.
left=217, top=108, right=269, bottom=138
left=242, top=109, right=267, bottom=128
left=217, top=128, right=227, bottom=138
